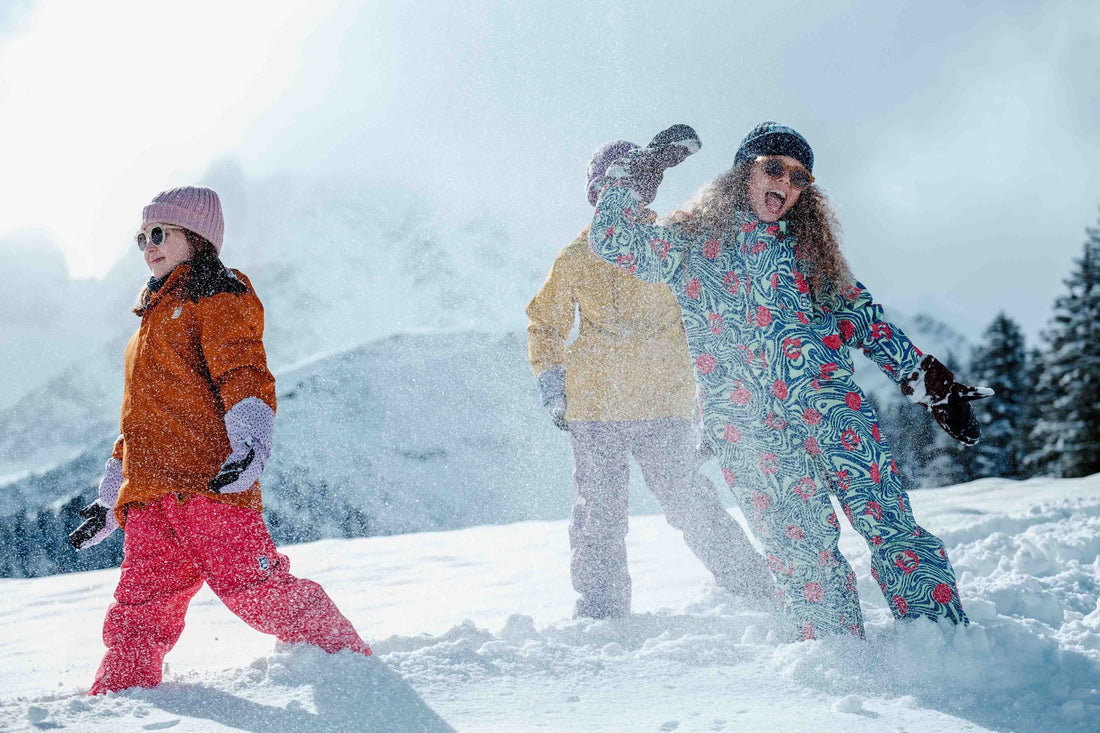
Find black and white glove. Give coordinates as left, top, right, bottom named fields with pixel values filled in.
left=537, top=368, right=569, bottom=431
left=605, top=124, right=701, bottom=206
left=69, top=453, right=124, bottom=550
left=901, top=355, right=995, bottom=446
left=209, top=397, right=275, bottom=494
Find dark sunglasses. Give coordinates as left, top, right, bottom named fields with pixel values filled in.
left=758, top=156, right=815, bottom=190
left=135, top=224, right=184, bottom=252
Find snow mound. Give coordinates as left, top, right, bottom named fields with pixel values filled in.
left=0, top=476, right=1096, bottom=732
left=365, top=483, right=1100, bottom=733
left=0, top=645, right=452, bottom=732
left=375, top=590, right=1097, bottom=733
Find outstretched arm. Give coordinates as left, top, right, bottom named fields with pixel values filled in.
left=827, top=281, right=923, bottom=383
left=828, top=281, right=993, bottom=444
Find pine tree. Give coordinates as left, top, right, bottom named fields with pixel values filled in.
left=970, top=313, right=1028, bottom=478
left=1018, top=347, right=1045, bottom=477
left=1028, top=210, right=1100, bottom=477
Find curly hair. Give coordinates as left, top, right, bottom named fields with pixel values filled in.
left=668, top=160, right=852, bottom=305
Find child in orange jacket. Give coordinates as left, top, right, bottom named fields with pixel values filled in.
left=71, top=186, right=370, bottom=695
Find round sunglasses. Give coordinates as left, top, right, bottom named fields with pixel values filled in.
left=135, top=224, right=185, bottom=252
left=757, top=156, right=815, bottom=190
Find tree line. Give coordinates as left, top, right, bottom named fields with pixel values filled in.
left=882, top=207, right=1100, bottom=487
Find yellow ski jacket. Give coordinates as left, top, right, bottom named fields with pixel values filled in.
left=526, top=228, right=696, bottom=422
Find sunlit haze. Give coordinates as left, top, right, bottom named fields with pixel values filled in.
left=1, top=0, right=1098, bottom=338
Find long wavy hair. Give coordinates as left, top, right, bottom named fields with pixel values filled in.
left=133, top=230, right=247, bottom=315
left=668, top=160, right=852, bottom=305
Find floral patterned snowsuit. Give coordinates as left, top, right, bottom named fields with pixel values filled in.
left=590, top=180, right=967, bottom=638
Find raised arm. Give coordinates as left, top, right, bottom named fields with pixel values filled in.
left=588, top=125, right=702, bottom=285
left=589, top=181, right=692, bottom=285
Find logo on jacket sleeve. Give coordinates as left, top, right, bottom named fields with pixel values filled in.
left=258, top=556, right=270, bottom=572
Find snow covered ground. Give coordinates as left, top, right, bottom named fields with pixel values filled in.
left=0, top=475, right=1097, bottom=732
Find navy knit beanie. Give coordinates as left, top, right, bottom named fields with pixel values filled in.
left=732, top=121, right=814, bottom=173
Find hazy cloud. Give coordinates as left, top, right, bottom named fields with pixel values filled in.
left=1, top=0, right=1098, bottom=340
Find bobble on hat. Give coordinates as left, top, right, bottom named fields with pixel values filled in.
left=586, top=139, right=640, bottom=207
left=142, top=186, right=225, bottom=254
left=733, top=122, right=814, bottom=173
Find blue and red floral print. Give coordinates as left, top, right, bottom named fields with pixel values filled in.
left=590, top=180, right=967, bottom=638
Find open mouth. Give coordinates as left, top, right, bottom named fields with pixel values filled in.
left=764, top=190, right=786, bottom=215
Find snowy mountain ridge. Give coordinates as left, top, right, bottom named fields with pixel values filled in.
left=0, top=164, right=548, bottom=412
left=0, top=306, right=974, bottom=580
left=0, top=303, right=972, bottom=488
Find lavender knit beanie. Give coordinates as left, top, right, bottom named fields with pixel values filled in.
left=587, top=139, right=640, bottom=207
left=142, top=186, right=225, bottom=254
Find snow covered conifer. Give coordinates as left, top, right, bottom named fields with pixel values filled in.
left=1018, top=347, right=1046, bottom=477
left=1028, top=210, right=1100, bottom=478
left=970, top=313, right=1027, bottom=478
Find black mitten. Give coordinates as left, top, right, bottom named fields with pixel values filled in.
left=647, top=124, right=701, bottom=166
left=604, top=124, right=701, bottom=206
left=69, top=501, right=114, bottom=550
left=70, top=455, right=123, bottom=550
left=901, top=355, right=995, bottom=445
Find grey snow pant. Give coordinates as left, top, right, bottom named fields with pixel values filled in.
left=568, top=417, right=775, bottom=619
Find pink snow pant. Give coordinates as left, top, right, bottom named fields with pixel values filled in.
left=90, top=493, right=369, bottom=695
left=568, top=417, right=775, bottom=618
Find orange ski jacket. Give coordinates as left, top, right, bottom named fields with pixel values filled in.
left=112, top=264, right=277, bottom=525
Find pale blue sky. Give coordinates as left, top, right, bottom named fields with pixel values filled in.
left=1, top=0, right=1097, bottom=339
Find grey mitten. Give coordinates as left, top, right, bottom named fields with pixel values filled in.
left=603, top=124, right=701, bottom=206
left=901, top=355, right=995, bottom=446
left=69, top=452, right=123, bottom=550
left=209, top=397, right=275, bottom=493
left=537, top=368, right=569, bottom=431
